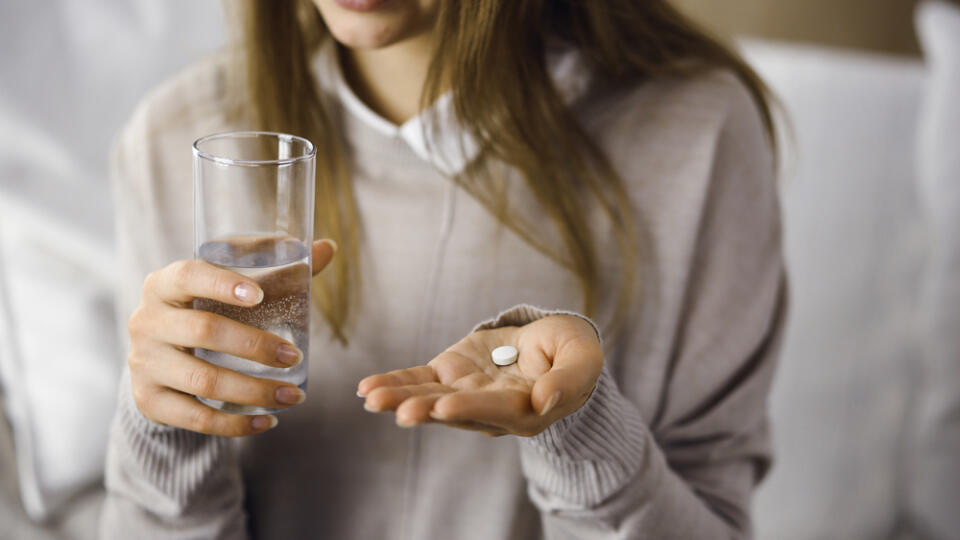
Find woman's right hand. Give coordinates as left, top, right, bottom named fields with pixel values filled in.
left=127, top=239, right=337, bottom=437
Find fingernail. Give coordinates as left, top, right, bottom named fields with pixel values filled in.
left=540, top=391, right=561, bottom=416
left=396, top=416, right=416, bottom=428
left=363, top=401, right=380, bottom=413
left=234, top=282, right=263, bottom=304
left=276, top=344, right=302, bottom=367
left=275, top=386, right=305, bottom=405
left=323, top=238, right=338, bottom=254
left=429, top=411, right=447, bottom=421
left=252, top=415, right=278, bottom=430
left=356, top=391, right=365, bottom=398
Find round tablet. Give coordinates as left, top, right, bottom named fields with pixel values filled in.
left=491, top=345, right=518, bottom=366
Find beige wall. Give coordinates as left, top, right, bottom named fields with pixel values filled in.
left=670, top=0, right=921, bottom=56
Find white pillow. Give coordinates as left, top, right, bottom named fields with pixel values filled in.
left=909, top=2, right=960, bottom=539
left=0, top=0, right=225, bottom=521
left=740, top=39, right=926, bottom=540
left=0, top=182, right=120, bottom=521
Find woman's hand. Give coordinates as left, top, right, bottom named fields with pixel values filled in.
left=127, top=239, right=336, bottom=437
left=357, top=315, right=602, bottom=437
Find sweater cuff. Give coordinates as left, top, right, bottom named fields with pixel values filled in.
left=473, top=304, right=646, bottom=508
left=521, top=367, right=646, bottom=508
left=472, top=304, right=602, bottom=343
left=109, top=369, right=234, bottom=514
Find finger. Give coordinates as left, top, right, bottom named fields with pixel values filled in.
left=142, top=388, right=278, bottom=437
left=357, top=366, right=438, bottom=396
left=530, top=334, right=602, bottom=416
left=153, top=305, right=302, bottom=367
left=428, top=350, right=490, bottom=385
left=311, top=239, right=337, bottom=276
left=510, top=345, right=552, bottom=381
left=431, top=389, right=533, bottom=431
left=364, top=382, right=451, bottom=413
left=394, top=392, right=450, bottom=426
left=150, top=259, right=263, bottom=307
left=147, top=347, right=304, bottom=409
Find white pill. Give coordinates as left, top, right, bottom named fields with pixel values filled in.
left=491, top=345, right=518, bottom=366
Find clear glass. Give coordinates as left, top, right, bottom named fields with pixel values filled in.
left=192, top=131, right=316, bottom=415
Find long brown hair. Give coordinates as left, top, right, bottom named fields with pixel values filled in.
left=227, top=0, right=776, bottom=343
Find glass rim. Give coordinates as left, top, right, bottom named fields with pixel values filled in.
left=192, top=131, right=316, bottom=167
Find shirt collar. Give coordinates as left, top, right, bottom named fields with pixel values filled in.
left=311, top=38, right=591, bottom=176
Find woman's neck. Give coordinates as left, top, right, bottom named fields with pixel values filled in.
left=340, top=32, right=440, bottom=126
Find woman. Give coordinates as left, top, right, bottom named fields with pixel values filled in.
left=102, top=0, right=786, bottom=538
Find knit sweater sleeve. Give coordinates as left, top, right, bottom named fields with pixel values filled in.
left=100, top=371, right=247, bottom=539
left=99, top=103, right=247, bottom=539
left=474, top=79, right=786, bottom=538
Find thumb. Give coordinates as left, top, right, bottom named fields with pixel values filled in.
left=311, top=239, right=337, bottom=276
left=529, top=336, right=602, bottom=417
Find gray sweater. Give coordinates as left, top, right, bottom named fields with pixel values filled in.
left=101, top=42, right=786, bottom=539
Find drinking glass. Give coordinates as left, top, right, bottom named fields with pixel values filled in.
left=192, top=131, right=316, bottom=414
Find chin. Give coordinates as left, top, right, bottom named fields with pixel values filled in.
left=314, top=0, right=437, bottom=50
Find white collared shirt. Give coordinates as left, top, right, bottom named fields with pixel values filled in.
left=310, top=37, right=591, bottom=177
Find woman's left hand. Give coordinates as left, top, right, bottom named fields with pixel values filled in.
left=357, top=314, right=602, bottom=437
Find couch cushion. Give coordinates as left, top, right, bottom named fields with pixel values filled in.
left=0, top=393, right=103, bottom=540
left=908, top=2, right=960, bottom=539
left=0, top=0, right=225, bottom=521
left=741, top=40, right=925, bottom=539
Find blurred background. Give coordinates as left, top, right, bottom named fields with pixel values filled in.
left=675, top=0, right=923, bottom=55
left=1, top=1, right=958, bottom=539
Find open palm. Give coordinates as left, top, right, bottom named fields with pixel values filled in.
left=357, top=314, right=602, bottom=437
